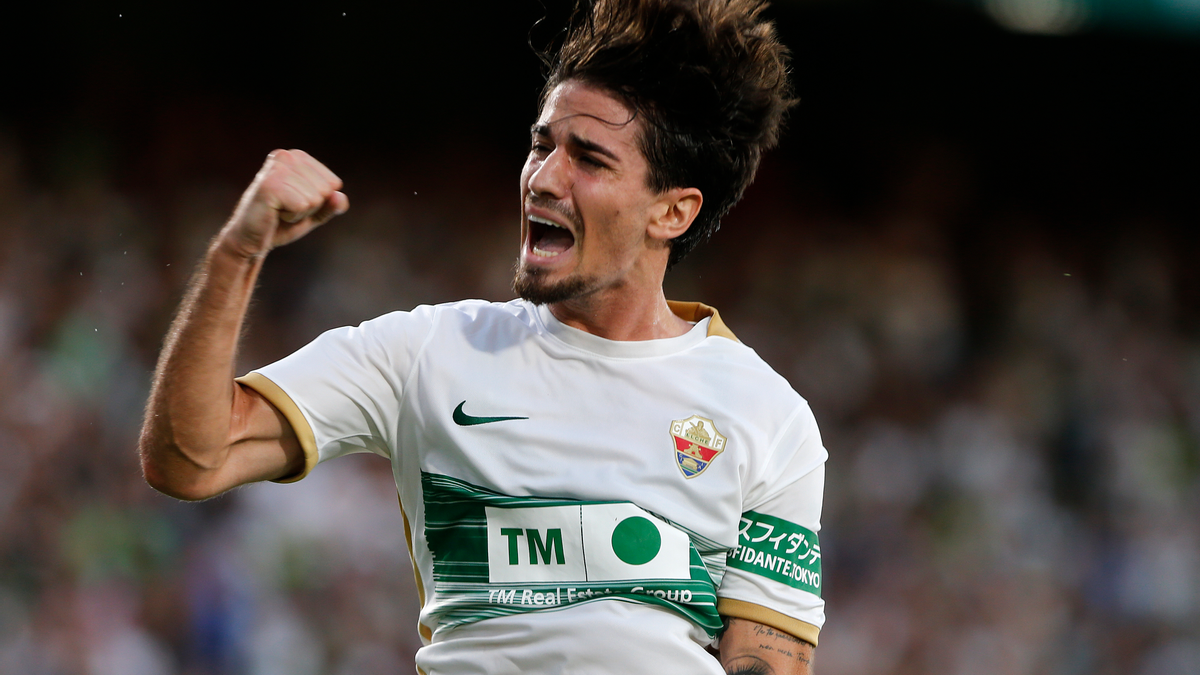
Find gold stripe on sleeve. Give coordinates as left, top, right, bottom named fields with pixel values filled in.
left=234, top=372, right=318, bottom=484
left=718, top=598, right=820, bottom=646
left=666, top=300, right=739, bottom=342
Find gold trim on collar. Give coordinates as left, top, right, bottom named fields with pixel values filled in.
left=667, top=300, right=739, bottom=342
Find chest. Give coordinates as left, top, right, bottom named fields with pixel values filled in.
left=398, top=340, right=750, bottom=545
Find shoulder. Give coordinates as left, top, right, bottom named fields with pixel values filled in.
left=359, top=299, right=542, bottom=360
left=687, top=330, right=825, bottom=492
left=420, top=299, right=539, bottom=336
left=693, top=331, right=807, bottom=417
left=428, top=298, right=534, bottom=323
left=357, top=299, right=535, bottom=336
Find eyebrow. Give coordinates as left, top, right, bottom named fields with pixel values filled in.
left=531, top=124, right=620, bottom=163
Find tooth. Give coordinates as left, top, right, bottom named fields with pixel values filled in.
left=529, top=215, right=564, bottom=229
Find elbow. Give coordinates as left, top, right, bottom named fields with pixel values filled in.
left=139, top=454, right=186, bottom=501
left=141, top=459, right=221, bottom=502
left=138, top=436, right=225, bottom=502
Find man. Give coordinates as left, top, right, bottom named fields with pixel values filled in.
left=140, top=1, right=826, bottom=673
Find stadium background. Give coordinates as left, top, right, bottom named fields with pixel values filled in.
left=1, top=1, right=1198, bottom=673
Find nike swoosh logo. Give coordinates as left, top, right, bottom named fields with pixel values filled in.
left=453, top=401, right=529, bottom=426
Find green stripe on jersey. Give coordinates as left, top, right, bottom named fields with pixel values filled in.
left=727, top=510, right=822, bottom=596
left=421, top=472, right=727, bottom=637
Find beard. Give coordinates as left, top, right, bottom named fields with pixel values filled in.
left=512, top=262, right=595, bottom=305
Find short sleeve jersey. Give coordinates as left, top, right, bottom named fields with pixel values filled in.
left=240, top=299, right=827, bottom=675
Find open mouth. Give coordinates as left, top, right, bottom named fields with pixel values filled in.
left=528, top=215, right=575, bottom=258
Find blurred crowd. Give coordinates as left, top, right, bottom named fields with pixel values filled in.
left=0, top=112, right=1196, bottom=675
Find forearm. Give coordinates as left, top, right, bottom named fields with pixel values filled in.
left=139, top=239, right=265, bottom=498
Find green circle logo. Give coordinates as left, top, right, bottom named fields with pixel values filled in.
left=612, top=516, right=661, bottom=565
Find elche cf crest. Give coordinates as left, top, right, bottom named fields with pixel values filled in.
left=670, top=415, right=727, bottom=478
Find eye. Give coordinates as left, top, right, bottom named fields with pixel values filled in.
left=530, top=142, right=552, bottom=157
left=578, top=154, right=605, bottom=169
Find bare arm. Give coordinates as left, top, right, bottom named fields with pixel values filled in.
left=720, top=618, right=815, bottom=675
left=139, top=149, right=348, bottom=501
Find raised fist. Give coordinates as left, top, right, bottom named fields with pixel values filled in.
left=219, top=149, right=349, bottom=258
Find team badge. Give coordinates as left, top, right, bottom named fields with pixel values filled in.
left=670, top=415, right=727, bottom=479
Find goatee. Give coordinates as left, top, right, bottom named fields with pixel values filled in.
left=512, top=262, right=591, bottom=305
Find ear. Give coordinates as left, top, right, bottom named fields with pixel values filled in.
left=647, top=187, right=703, bottom=242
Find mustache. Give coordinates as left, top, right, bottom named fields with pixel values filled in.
left=524, top=195, right=581, bottom=232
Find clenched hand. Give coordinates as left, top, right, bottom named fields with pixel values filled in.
left=219, top=149, right=349, bottom=259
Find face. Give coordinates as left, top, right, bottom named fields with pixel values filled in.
left=514, top=80, right=665, bottom=305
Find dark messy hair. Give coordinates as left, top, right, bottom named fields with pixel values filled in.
left=538, top=0, right=796, bottom=269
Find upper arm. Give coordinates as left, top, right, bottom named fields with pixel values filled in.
left=717, top=461, right=826, bottom=645
left=224, top=380, right=308, bottom=485
left=719, top=618, right=815, bottom=675
left=717, top=403, right=827, bottom=664
left=141, top=381, right=305, bottom=501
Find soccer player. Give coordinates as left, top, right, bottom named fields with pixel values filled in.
left=140, top=1, right=826, bottom=673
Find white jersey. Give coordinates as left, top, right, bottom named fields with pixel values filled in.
left=239, top=299, right=827, bottom=675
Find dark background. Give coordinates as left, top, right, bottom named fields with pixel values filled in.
left=10, top=1, right=1198, bottom=220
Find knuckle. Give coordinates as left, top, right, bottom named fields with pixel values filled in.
left=260, top=175, right=291, bottom=200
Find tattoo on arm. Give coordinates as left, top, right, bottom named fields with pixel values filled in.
left=751, top=624, right=805, bottom=644
left=749, top=625, right=812, bottom=666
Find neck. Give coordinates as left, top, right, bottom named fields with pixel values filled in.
left=547, top=286, right=693, bottom=341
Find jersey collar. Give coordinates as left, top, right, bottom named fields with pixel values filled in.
left=533, top=302, right=724, bottom=358
left=665, top=301, right=739, bottom=342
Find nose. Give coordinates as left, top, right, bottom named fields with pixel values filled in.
left=527, top=148, right=571, bottom=200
